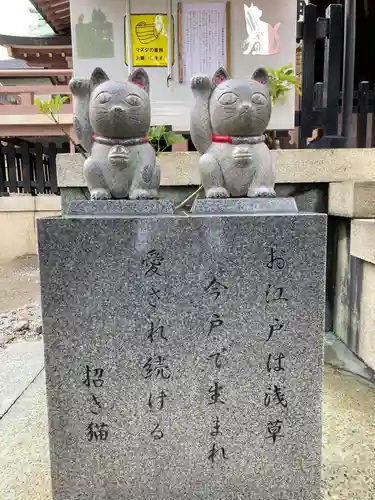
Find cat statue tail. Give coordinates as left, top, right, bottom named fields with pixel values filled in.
left=190, top=68, right=231, bottom=155
left=69, top=77, right=93, bottom=155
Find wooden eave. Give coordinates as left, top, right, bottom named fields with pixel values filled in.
left=0, top=34, right=72, bottom=68
left=30, top=0, right=71, bottom=35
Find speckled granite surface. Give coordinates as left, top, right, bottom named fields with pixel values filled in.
left=37, top=212, right=326, bottom=500
left=66, top=199, right=175, bottom=216
left=191, top=197, right=298, bottom=214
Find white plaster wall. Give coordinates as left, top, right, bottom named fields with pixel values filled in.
left=0, top=195, right=61, bottom=261
left=70, top=0, right=297, bottom=131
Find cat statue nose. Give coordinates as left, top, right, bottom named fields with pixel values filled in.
left=111, top=105, right=125, bottom=115
left=110, top=105, right=126, bottom=125
left=240, top=103, right=252, bottom=112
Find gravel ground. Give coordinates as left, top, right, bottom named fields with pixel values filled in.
left=0, top=303, right=42, bottom=348
left=0, top=255, right=40, bottom=314
left=0, top=255, right=41, bottom=348
left=323, top=366, right=375, bottom=499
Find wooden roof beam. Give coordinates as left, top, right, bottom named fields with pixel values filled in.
left=53, top=7, right=70, bottom=16
left=43, top=16, right=70, bottom=31
left=48, top=13, right=70, bottom=24
left=0, top=69, right=72, bottom=77
left=36, top=0, right=68, bottom=8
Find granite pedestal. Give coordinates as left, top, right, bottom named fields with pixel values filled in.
left=38, top=207, right=326, bottom=500
left=67, top=199, right=175, bottom=216
left=191, top=197, right=298, bottom=214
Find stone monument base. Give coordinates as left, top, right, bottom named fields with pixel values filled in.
left=38, top=209, right=326, bottom=500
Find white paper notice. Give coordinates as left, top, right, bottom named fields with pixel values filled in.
left=182, top=2, right=227, bottom=82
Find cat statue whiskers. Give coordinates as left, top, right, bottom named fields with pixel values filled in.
left=190, top=67, right=276, bottom=198
left=70, top=67, right=160, bottom=200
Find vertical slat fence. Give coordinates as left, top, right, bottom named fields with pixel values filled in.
left=0, top=140, right=60, bottom=196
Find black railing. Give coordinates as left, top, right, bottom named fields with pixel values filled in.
left=0, top=141, right=59, bottom=196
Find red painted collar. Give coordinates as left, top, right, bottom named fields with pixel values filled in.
left=212, top=135, right=233, bottom=144
left=211, top=135, right=265, bottom=145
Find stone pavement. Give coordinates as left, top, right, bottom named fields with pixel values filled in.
left=0, top=337, right=374, bottom=500
left=0, top=255, right=40, bottom=314
left=0, top=340, right=50, bottom=500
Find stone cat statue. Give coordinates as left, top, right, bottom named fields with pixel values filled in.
left=70, top=67, right=160, bottom=200
left=190, top=67, right=276, bottom=198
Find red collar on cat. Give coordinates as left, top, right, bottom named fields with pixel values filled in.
left=212, top=135, right=265, bottom=145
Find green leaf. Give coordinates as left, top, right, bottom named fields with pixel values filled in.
left=153, top=125, right=166, bottom=140
left=147, top=127, right=156, bottom=142
left=51, top=96, right=59, bottom=113
left=48, top=97, right=54, bottom=113
left=164, top=131, right=185, bottom=146
left=148, top=125, right=167, bottom=144
left=266, top=63, right=302, bottom=105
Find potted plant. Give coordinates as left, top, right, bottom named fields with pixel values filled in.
left=265, top=63, right=302, bottom=149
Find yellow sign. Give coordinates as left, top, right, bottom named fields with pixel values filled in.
left=125, top=14, right=174, bottom=67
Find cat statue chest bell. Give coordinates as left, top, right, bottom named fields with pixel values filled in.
left=70, top=67, right=160, bottom=200
left=190, top=67, right=276, bottom=199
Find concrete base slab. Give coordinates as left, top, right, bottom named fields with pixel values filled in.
left=329, top=181, right=375, bottom=218
left=0, top=340, right=44, bottom=418
left=0, top=370, right=51, bottom=500
left=325, top=332, right=375, bottom=387
left=351, top=219, right=375, bottom=264
left=1, top=365, right=375, bottom=500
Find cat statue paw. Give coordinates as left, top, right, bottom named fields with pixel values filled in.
left=190, top=66, right=276, bottom=199
left=69, top=77, right=93, bottom=155
left=72, top=67, right=160, bottom=200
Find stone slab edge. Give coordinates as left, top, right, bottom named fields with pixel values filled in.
left=67, top=199, right=175, bottom=216
left=192, top=197, right=298, bottom=214
left=329, top=181, right=375, bottom=218
left=57, top=149, right=375, bottom=188
left=350, top=219, right=375, bottom=265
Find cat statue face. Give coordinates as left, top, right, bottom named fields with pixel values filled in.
left=209, top=67, right=271, bottom=137
left=89, top=67, right=151, bottom=139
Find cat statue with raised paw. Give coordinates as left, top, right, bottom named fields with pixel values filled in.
left=70, top=67, right=160, bottom=200
left=190, top=67, right=276, bottom=199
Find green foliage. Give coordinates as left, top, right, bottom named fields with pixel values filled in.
left=266, top=64, right=302, bottom=107
left=36, top=95, right=87, bottom=158
left=35, top=95, right=69, bottom=118
left=148, top=125, right=185, bottom=156
left=264, top=64, right=302, bottom=149
left=36, top=96, right=184, bottom=157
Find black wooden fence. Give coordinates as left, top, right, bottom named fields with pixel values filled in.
left=294, top=3, right=374, bottom=149
left=0, top=141, right=59, bottom=196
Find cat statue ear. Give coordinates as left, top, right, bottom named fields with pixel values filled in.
left=251, top=67, right=269, bottom=86
left=212, top=67, right=230, bottom=88
left=90, top=67, right=110, bottom=91
left=129, top=68, right=150, bottom=94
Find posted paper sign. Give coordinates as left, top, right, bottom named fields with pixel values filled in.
left=182, top=3, right=227, bottom=82
left=125, top=14, right=174, bottom=67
